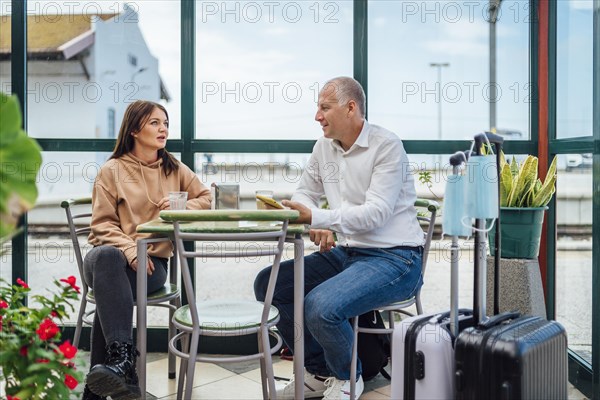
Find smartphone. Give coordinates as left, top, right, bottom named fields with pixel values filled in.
left=256, top=194, right=285, bottom=209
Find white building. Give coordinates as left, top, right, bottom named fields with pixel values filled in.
left=0, top=5, right=170, bottom=207
left=0, top=5, right=169, bottom=139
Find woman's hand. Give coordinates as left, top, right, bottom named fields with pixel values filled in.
left=309, top=229, right=336, bottom=253
left=130, top=257, right=156, bottom=276
left=157, top=196, right=171, bottom=210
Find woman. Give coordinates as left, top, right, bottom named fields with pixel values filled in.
left=83, top=100, right=211, bottom=400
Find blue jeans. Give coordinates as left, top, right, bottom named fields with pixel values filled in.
left=254, top=245, right=423, bottom=380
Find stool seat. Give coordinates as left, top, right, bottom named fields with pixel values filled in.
left=173, top=300, right=279, bottom=330
left=88, top=283, right=179, bottom=302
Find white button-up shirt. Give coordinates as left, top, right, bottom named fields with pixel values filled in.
left=292, top=121, right=424, bottom=248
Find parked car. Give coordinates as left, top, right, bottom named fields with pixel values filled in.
left=566, top=153, right=593, bottom=171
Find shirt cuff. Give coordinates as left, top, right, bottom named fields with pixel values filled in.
left=310, top=208, right=332, bottom=229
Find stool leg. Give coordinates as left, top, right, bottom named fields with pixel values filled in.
left=257, top=329, right=269, bottom=399
left=176, top=332, right=189, bottom=400
left=73, top=297, right=87, bottom=347
left=350, top=316, right=359, bottom=400
left=168, top=299, right=180, bottom=379
left=184, top=332, right=200, bottom=400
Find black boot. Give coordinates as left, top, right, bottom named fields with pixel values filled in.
left=82, top=385, right=106, bottom=400
left=86, top=341, right=141, bottom=400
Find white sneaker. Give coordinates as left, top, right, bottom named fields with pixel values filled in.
left=276, top=369, right=330, bottom=399
left=323, top=376, right=364, bottom=400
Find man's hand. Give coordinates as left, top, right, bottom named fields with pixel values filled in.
left=309, top=229, right=336, bottom=252
left=281, top=200, right=312, bottom=224
left=130, top=257, right=155, bottom=276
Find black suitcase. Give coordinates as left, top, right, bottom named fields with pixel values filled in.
left=454, top=313, right=568, bottom=399
left=454, top=133, right=568, bottom=400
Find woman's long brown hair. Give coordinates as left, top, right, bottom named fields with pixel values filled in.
left=110, top=100, right=179, bottom=176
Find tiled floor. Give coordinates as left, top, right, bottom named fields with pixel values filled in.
left=137, top=353, right=588, bottom=400
left=142, top=354, right=392, bottom=400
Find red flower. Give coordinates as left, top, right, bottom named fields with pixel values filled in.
left=64, top=374, right=78, bottom=390
left=50, top=310, right=59, bottom=318
left=19, top=345, right=28, bottom=357
left=36, top=318, right=59, bottom=341
left=16, top=278, right=29, bottom=289
left=7, top=395, right=21, bottom=400
left=0, top=300, right=8, bottom=308
left=58, top=340, right=77, bottom=359
left=59, top=276, right=80, bottom=293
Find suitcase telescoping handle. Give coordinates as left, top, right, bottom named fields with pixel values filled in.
left=448, top=151, right=473, bottom=336
left=472, top=133, right=504, bottom=322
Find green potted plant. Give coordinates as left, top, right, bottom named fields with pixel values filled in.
left=0, top=93, right=85, bottom=398
left=489, top=153, right=557, bottom=258
left=0, top=92, right=42, bottom=241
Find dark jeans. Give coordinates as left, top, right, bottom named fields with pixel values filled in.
left=83, top=245, right=168, bottom=367
left=254, top=245, right=423, bottom=380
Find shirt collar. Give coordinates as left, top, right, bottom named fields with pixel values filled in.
left=329, top=120, right=370, bottom=153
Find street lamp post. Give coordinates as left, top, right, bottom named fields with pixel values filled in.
left=430, top=62, right=450, bottom=167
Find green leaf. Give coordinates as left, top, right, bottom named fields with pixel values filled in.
left=499, top=163, right=512, bottom=207
left=0, top=93, right=22, bottom=145
left=507, top=156, right=538, bottom=207
left=531, top=156, right=558, bottom=207
left=509, top=156, right=519, bottom=177
left=0, top=93, right=42, bottom=240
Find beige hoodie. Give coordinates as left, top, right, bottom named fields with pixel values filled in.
left=88, top=153, right=212, bottom=264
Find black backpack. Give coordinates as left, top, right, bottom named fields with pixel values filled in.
left=357, top=310, right=391, bottom=381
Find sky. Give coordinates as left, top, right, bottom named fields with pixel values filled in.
left=2, top=0, right=595, bottom=144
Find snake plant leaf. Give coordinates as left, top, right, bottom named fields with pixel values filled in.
left=499, top=150, right=508, bottom=171
left=531, top=155, right=558, bottom=207
left=507, top=156, right=538, bottom=207
left=499, top=163, right=513, bottom=207
left=532, top=174, right=556, bottom=207
left=510, top=156, right=519, bottom=178
left=0, top=93, right=42, bottom=240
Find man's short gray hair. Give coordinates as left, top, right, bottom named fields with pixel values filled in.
left=323, top=77, right=366, bottom=116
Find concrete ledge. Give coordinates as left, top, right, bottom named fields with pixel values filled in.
left=486, top=257, right=547, bottom=319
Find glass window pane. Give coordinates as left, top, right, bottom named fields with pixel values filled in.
left=368, top=1, right=530, bottom=141
left=8, top=1, right=181, bottom=139
left=555, top=154, right=592, bottom=363
left=196, top=152, right=309, bottom=208
left=195, top=1, right=353, bottom=140
left=556, top=1, right=594, bottom=138
left=495, top=1, right=530, bottom=140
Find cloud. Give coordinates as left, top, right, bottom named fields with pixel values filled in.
left=569, top=1, right=594, bottom=11
left=263, top=27, right=289, bottom=36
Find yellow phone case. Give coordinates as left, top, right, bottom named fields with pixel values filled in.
left=256, top=194, right=284, bottom=209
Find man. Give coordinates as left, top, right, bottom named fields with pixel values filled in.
left=254, top=77, right=424, bottom=400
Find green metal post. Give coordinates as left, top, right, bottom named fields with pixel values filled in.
left=10, top=0, right=28, bottom=296
left=181, top=0, right=196, bottom=304
left=353, top=0, right=368, bottom=118
left=545, top=0, right=557, bottom=321
left=592, top=0, right=600, bottom=397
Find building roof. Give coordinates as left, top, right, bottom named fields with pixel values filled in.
left=0, top=14, right=117, bottom=59
left=1, top=13, right=170, bottom=102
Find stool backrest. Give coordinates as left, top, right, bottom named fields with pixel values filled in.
left=415, top=199, right=439, bottom=279
left=61, top=198, right=92, bottom=296
left=160, top=210, right=298, bottom=328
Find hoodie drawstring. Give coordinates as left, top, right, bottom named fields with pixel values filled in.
left=139, top=161, right=165, bottom=207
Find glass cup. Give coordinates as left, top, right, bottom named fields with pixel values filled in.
left=169, top=191, right=188, bottom=210
left=256, top=190, right=274, bottom=210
